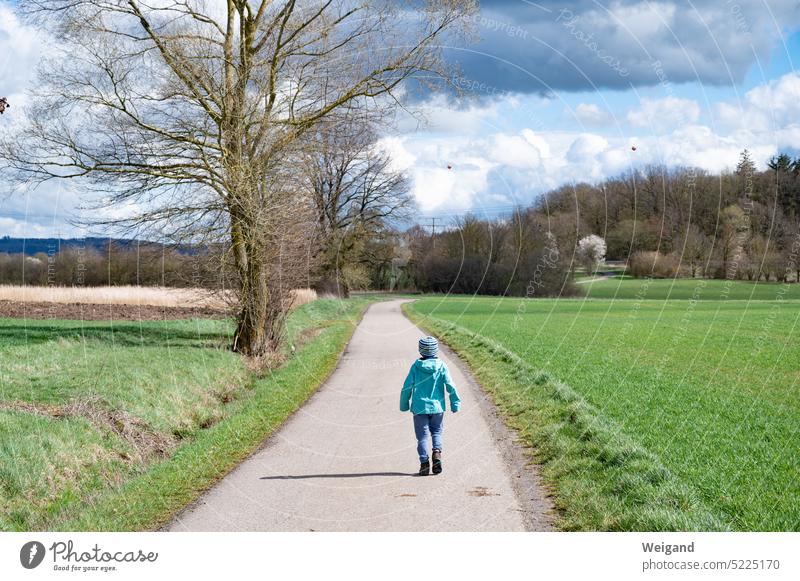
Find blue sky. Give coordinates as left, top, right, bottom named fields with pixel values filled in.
left=1, top=0, right=799, bottom=236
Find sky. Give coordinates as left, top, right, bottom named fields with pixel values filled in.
left=1, top=0, right=799, bottom=237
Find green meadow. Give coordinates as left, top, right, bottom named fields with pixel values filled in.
left=0, top=298, right=371, bottom=531
left=406, top=281, right=800, bottom=531
left=582, top=276, right=800, bottom=301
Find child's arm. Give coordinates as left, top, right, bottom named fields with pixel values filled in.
left=443, top=364, right=461, bottom=412
left=400, top=365, right=414, bottom=412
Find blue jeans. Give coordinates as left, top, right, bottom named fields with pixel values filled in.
left=413, top=413, right=443, bottom=462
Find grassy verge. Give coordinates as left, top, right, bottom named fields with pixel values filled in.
left=1, top=298, right=373, bottom=531
left=404, top=301, right=729, bottom=531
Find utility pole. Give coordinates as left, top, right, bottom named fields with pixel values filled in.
left=429, top=217, right=436, bottom=249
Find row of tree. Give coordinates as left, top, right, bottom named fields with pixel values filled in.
left=0, top=244, right=227, bottom=288
left=404, top=211, right=577, bottom=296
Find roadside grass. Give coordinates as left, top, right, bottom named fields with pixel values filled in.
left=0, top=318, right=244, bottom=435
left=0, top=298, right=372, bottom=531
left=582, top=277, right=800, bottom=301
left=406, top=292, right=800, bottom=531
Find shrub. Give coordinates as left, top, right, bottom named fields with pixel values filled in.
left=628, top=251, right=679, bottom=278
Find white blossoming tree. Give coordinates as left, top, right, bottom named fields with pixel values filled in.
left=577, top=235, right=606, bottom=275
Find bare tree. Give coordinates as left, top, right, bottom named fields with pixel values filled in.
left=675, top=223, right=709, bottom=278
left=304, top=118, right=411, bottom=296
left=712, top=205, right=749, bottom=279
left=0, top=0, right=474, bottom=355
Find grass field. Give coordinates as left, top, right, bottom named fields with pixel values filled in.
left=0, top=297, right=368, bottom=531
left=582, top=276, right=800, bottom=301
left=406, top=281, right=800, bottom=531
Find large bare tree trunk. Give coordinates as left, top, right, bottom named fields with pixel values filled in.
left=231, top=238, right=290, bottom=355
left=234, top=264, right=280, bottom=356
left=228, top=199, right=290, bottom=356
left=230, top=224, right=268, bottom=355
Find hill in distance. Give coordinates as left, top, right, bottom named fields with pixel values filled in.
left=0, top=236, right=194, bottom=256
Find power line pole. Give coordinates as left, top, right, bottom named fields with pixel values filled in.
left=429, top=217, right=436, bottom=249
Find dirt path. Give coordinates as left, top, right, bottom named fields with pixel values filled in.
left=167, top=299, right=554, bottom=531
left=574, top=274, right=617, bottom=284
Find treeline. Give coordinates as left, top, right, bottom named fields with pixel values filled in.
left=533, top=150, right=800, bottom=281
left=362, top=150, right=800, bottom=294
left=412, top=212, right=576, bottom=296
left=361, top=213, right=577, bottom=297
left=0, top=243, right=229, bottom=288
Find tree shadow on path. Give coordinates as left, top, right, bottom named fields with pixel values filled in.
left=260, top=472, right=415, bottom=480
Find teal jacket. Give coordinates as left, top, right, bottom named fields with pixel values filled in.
left=400, top=357, right=461, bottom=414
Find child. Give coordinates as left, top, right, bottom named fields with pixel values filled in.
left=400, top=336, right=461, bottom=476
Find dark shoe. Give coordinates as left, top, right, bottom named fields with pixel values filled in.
left=419, top=460, right=430, bottom=476
left=432, top=450, right=442, bottom=475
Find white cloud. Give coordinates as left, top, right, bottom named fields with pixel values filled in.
left=488, top=133, right=544, bottom=169
left=394, top=93, right=501, bottom=135
left=410, top=163, right=490, bottom=214
left=521, top=129, right=552, bottom=159
left=0, top=217, right=58, bottom=237
left=567, top=134, right=609, bottom=162
left=566, top=134, right=611, bottom=180
left=714, top=71, right=800, bottom=134
left=388, top=135, right=496, bottom=214
left=649, top=125, right=741, bottom=172
left=387, top=76, right=798, bottom=218
left=573, top=103, right=613, bottom=127
left=627, top=97, right=701, bottom=132
left=377, top=136, right=416, bottom=172
left=0, top=3, right=46, bottom=99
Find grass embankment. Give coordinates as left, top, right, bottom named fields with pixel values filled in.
left=405, top=287, right=800, bottom=531
left=0, top=298, right=371, bottom=531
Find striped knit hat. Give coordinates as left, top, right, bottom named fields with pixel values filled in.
left=418, top=336, right=438, bottom=358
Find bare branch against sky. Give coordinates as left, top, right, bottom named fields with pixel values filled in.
left=0, top=0, right=475, bottom=355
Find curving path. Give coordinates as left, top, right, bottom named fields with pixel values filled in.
left=168, top=299, right=554, bottom=531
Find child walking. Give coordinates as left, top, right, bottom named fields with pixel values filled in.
left=400, top=336, right=461, bottom=476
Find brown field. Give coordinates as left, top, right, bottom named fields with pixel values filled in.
left=0, top=300, right=228, bottom=321
left=0, top=285, right=318, bottom=320
left=0, top=285, right=226, bottom=308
